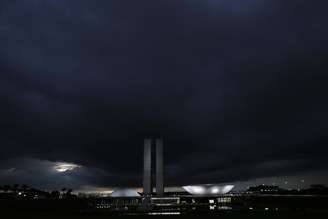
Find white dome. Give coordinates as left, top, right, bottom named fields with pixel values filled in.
left=182, top=184, right=234, bottom=195
left=110, top=189, right=141, bottom=197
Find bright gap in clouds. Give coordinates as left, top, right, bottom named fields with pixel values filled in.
left=53, top=162, right=81, bottom=172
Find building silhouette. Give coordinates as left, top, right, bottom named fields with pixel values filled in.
left=143, top=138, right=164, bottom=199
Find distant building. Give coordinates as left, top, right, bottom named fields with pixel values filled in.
left=247, top=185, right=283, bottom=194
left=110, top=189, right=141, bottom=197
left=143, top=138, right=164, bottom=197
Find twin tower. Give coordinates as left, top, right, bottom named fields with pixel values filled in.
left=143, top=138, right=164, bottom=197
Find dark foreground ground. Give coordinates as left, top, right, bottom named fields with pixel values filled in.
left=2, top=209, right=328, bottom=219
left=1, top=195, right=328, bottom=218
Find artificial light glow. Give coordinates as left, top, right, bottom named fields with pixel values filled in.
left=183, top=184, right=234, bottom=195
left=211, top=187, right=219, bottom=194
left=183, top=186, right=205, bottom=194
left=110, top=189, right=141, bottom=197
left=148, top=212, right=180, bottom=215
left=54, top=162, right=81, bottom=172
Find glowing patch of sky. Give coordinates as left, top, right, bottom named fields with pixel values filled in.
left=53, top=162, right=81, bottom=173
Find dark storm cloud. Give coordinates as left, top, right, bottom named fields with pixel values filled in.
left=0, top=0, right=328, bottom=188
left=0, top=157, right=112, bottom=190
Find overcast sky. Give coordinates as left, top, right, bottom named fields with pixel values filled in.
left=0, top=0, right=328, bottom=191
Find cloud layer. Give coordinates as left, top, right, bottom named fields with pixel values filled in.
left=0, top=0, right=328, bottom=189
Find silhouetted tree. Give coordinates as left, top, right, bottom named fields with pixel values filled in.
left=21, top=184, right=29, bottom=191
left=67, top=189, right=72, bottom=194
left=3, top=185, right=10, bottom=192
left=13, top=184, right=19, bottom=192
left=49, top=190, right=60, bottom=199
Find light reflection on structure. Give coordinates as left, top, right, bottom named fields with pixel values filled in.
left=183, top=184, right=234, bottom=195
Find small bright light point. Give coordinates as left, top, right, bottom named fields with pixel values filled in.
left=54, top=162, right=81, bottom=172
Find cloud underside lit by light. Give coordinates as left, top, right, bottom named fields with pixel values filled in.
left=53, top=162, right=81, bottom=172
